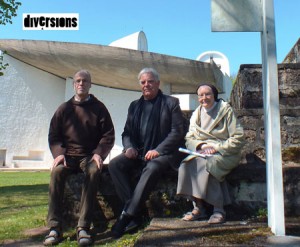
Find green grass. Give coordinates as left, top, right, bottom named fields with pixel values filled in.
left=0, top=171, right=142, bottom=246
left=0, top=171, right=50, bottom=242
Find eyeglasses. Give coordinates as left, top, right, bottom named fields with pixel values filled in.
left=139, top=80, right=156, bottom=85
left=197, top=93, right=213, bottom=99
left=74, top=79, right=90, bottom=84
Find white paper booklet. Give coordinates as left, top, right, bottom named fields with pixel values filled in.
left=178, top=147, right=211, bottom=158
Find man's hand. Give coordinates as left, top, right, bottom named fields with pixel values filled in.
left=144, top=150, right=160, bottom=161
left=124, top=148, right=138, bottom=159
left=90, top=153, right=103, bottom=170
left=51, top=154, right=66, bottom=171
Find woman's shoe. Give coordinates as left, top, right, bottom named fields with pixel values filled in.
left=207, top=212, right=226, bottom=224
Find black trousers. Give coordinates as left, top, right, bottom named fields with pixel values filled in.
left=47, top=155, right=100, bottom=229
left=108, top=153, right=170, bottom=216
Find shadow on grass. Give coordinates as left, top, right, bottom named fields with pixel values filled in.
left=0, top=184, right=48, bottom=194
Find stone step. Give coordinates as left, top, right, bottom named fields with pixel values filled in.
left=11, top=160, right=49, bottom=169
left=133, top=217, right=300, bottom=247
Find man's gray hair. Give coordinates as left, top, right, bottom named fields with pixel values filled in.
left=73, top=69, right=91, bottom=82
left=138, top=68, right=160, bottom=81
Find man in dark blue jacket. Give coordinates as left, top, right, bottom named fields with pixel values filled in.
left=109, top=67, right=186, bottom=238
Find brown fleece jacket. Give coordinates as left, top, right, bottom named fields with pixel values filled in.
left=48, top=94, right=115, bottom=160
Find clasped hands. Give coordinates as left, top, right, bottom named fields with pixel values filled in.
left=197, top=144, right=217, bottom=155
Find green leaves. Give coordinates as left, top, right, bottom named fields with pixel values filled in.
left=0, top=1, right=21, bottom=75
left=0, top=50, right=8, bottom=76
left=0, top=0, right=21, bottom=25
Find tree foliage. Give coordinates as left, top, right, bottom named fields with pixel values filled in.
left=0, top=0, right=21, bottom=75
left=0, top=51, right=9, bottom=76
left=0, top=0, right=21, bottom=25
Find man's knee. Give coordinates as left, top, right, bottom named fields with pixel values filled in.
left=108, top=161, right=118, bottom=177
left=85, top=162, right=101, bottom=179
left=108, top=153, right=129, bottom=173
left=144, top=160, right=168, bottom=176
left=108, top=156, right=117, bottom=173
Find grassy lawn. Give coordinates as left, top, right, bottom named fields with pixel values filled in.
left=0, top=171, right=49, bottom=243
left=0, top=171, right=142, bottom=246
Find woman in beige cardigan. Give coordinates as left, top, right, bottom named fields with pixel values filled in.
left=177, top=84, right=245, bottom=223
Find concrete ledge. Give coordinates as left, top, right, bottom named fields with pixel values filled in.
left=134, top=218, right=270, bottom=246
left=11, top=160, right=49, bottom=169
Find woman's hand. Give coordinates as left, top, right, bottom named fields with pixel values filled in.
left=200, top=144, right=217, bottom=155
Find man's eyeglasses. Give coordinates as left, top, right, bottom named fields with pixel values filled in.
left=139, top=80, right=156, bottom=85
left=74, top=79, right=90, bottom=84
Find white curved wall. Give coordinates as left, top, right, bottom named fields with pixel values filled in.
left=109, top=31, right=148, bottom=51
left=0, top=56, right=65, bottom=167
left=197, top=51, right=230, bottom=76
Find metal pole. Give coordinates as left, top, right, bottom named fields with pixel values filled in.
left=261, top=0, right=285, bottom=235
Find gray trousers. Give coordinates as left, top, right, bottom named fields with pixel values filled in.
left=108, top=153, right=170, bottom=216
left=47, top=155, right=100, bottom=229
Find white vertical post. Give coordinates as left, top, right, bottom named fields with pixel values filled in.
left=211, top=0, right=285, bottom=235
left=261, top=0, right=285, bottom=235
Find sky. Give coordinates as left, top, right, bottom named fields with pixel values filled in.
left=0, top=0, right=299, bottom=76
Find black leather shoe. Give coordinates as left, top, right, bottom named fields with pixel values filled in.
left=111, top=212, right=133, bottom=238
left=124, top=217, right=142, bottom=233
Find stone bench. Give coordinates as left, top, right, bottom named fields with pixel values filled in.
left=61, top=161, right=272, bottom=228
left=62, top=165, right=184, bottom=228
left=62, top=154, right=300, bottom=228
